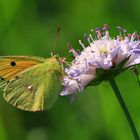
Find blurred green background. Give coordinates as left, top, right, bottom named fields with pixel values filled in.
left=0, top=0, right=140, bottom=140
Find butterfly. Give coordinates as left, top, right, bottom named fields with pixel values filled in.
left=0, top=55, right=63, bottom=112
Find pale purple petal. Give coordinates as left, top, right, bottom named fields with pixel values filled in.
left=60, top=26, right=140, bottom=96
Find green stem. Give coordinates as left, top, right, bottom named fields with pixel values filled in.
left=109, top=79, right=139, bottom=140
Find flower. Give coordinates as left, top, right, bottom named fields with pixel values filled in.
left=60, top=25, right=140, bottom=96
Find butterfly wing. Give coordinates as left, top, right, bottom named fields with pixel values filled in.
left=1, top=57, right=62, bottom=111
left=0, top=56, right=45, bottom=81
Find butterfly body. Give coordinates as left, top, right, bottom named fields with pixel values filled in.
left=0, top=56, right=63, bottom=111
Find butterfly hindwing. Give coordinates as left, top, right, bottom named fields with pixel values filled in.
left=0, top=56, right=63, bottom=111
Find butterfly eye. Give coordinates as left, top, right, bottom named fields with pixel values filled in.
left=10, top=61, right=16, bottom=66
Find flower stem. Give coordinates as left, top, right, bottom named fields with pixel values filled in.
left=109, top=79, right=139, bottom=140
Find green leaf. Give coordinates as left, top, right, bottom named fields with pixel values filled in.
left=87, top=69, right=108, bottom=86
left=117, top=55, right=131, bottom=69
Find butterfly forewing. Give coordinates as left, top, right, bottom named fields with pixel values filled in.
left=0, top=56, right=63, bottom=111
left=0, top=56, right=45, bottom=81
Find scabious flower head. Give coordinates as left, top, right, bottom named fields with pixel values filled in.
left=61, top=25, right=140, bottom=96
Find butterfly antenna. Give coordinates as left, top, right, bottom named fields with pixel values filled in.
left=51, top=27, right=61, bottom=56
